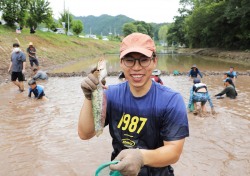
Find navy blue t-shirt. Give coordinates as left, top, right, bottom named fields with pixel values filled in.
left=104, top=81, right=189, bottom=176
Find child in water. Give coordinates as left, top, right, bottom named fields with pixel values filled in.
left=28, top=79, right=47, bottom=100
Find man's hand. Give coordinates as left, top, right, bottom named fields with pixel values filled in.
left=22, top=69, right=25, bottom=74
left=81, top=73, right=99, bottom=100
left=110, top=149, right=144, bottom=176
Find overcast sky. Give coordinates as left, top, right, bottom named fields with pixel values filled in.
left=47, top=0, right=181, bottom=23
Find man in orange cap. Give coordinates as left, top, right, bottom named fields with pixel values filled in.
left=79, top=33, right=189, bottom=176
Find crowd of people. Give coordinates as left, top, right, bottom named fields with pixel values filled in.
left=8, top=40, right=48, bottom=100
left=118, top=62, right=237, bottom=118
left=187, top=65, right=238, bottom=116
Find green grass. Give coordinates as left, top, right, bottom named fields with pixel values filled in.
left=0, top=25, right=120, bottom=70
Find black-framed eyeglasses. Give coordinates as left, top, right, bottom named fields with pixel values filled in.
left=122, top=55, right=154, bottom=68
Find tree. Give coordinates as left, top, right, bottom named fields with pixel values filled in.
left=1, top=0, right=29, bottom=27
left=59, top=10, right=73, bottom=33
left=132, top=21, right=153, bottom=37
left=72, top=20, right=83, bottom=35
left=122, top=21, right=154, bottom=37
left=43, top=13, right=56, bottom=30
left=122, top=23, right=137, bottom=37
left=26, top=0, right=52, bottom=29
left=158, top=25, right=169, bottom=43
left=169, top=0, right=250, bottom=49
left=167, top=15, right=187, bottom=47
left=0, top=0, right=6, bottom=10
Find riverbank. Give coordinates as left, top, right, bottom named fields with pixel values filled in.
left=177, top=48, right=250, bottom=64
left=0, top=25, right=120, bottom=85
left=2, top=50, right=250, bottom=85
left=1, top=25, right=250, bottom=84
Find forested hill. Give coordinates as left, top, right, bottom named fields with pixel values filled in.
left=74, top=14, right=135, bottom=36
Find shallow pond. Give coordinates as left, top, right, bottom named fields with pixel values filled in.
left=0, top=74, right=249, bottom=176
left=52, top=54, right=250, bottom=73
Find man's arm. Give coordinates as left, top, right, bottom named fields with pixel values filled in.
left=215, top=87, right=228, bottom=97
left=28, top=89, right=32, bottom=97
left=33, top=72, right=40, bottom=80
left=198, top=70, right=203, bottom=78
left=22, top=61, right=26, bottom=73
left=233, top=71, right=237, bottom=81
left=140, top=139, right=185, bottom=167
left=78, top=99, right=96, bottom=140
left=78, top=70, right=99, bottom=140
left=8, top=62, right=12, bottom=73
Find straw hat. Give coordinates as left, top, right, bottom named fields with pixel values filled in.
left=152, top=69, right=161, bottom=76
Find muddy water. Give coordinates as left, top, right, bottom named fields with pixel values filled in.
left=0, top=75, right=249, bottom=176
left=52, top=54, right=250, bottom=73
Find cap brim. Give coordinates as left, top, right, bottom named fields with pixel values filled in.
left=120, top=47, right=153, bottom=59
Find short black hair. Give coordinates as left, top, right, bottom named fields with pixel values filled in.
left=224, top=72, right=230, bottom=76
left=118, top=72, right=125, bottom=79
left=193, top=78, right=201, bottom=84
left=28, top=79, right=36, bottom=85
left=33, top=68, right=38, bottom=72
left=225, top=78, right=233, bottom=84
left=13, top=43, right=20, bottom=47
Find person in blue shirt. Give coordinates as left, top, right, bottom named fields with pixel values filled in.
left=188, top=78, right=215, bottom=116
left=226, top=66, right=237, bottom=81
left=28, top=79, right=46, bottom=100
left=79, top=33, right=189, bottom=176
left=188, top=64, right=203, bottom=78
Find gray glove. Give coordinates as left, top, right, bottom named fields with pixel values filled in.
left=110, top=149, right=144, bottom=176
left=81, top=73, right=99, bottom=100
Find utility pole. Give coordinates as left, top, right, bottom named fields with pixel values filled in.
left=67, top=7, right=69, bottom=35
left=64, top=0, right=65, bottom=13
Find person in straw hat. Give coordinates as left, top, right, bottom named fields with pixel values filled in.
left=151, top=69, right=163, bottom=85
left=26, top=42, right=39, bottom=68
left=188, top=64, right=202, bottom=78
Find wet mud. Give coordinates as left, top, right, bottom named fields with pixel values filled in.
left=0, top=75, right=249, bottom=176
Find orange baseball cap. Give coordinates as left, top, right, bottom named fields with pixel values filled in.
left=120, top=33, right=156, bottom=59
